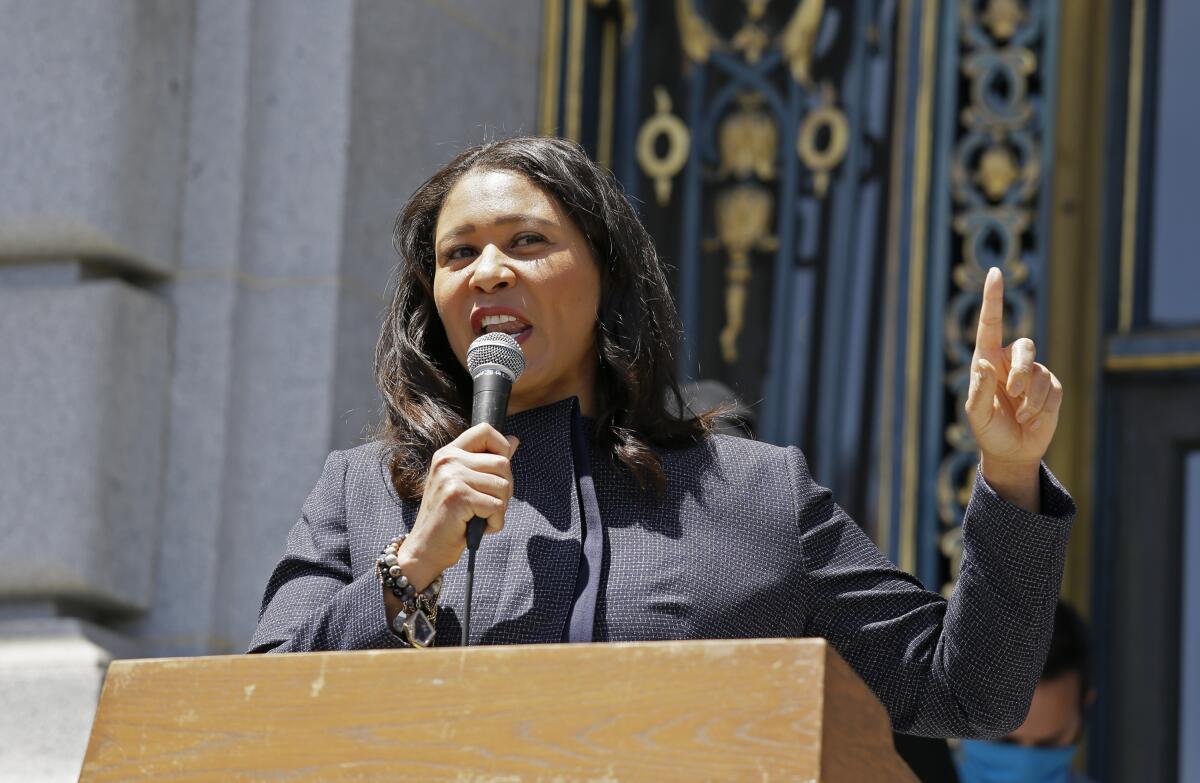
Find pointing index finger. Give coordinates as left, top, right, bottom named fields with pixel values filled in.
left=975, top=267, right=1005, bottom=359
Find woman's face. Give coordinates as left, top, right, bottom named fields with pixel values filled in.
left=433, top=168, right=602, bottom=415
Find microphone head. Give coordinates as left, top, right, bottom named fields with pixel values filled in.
left=466, top=332, right=525, bottom=382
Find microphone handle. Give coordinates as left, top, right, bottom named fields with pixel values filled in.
left=466, top=369, right=513, bottom=553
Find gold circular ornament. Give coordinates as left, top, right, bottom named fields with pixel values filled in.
left=637, top=87, right=691, bottom=206
left=796, top=102, right=849, bottom=197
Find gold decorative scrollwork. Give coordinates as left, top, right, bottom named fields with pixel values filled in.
left=797, top=84, right=849, bottom=198
left=951, top=210, right=1032, bottom=288
left=677, top=0, right=826, bottom=76
left=937, top=0, right=1046, bottom=595
left=961, top=49, right=1036, bottom=129
left=675, top=0, right=722, bottom=64
left=780, top=0, right=825, bottom=84
left=636, top=87, right=690, bottom=206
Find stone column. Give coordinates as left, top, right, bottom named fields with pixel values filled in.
left=0, top=0, right=540, bottom=778
left=0, top=1, right=190, bottom=778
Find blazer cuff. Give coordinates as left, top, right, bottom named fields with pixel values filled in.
left=975, top=461, right=1076, bottom=524
left=962, top=462, right=1075, bottom=592
left=335, top=567, right=411, bottom=650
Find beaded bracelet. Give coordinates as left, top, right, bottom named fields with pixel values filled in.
left=376, top=533, right=442, bottom=648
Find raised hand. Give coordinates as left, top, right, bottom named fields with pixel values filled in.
left=963, top=267, right=1063, bottom=510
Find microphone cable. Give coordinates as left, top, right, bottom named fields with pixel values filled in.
left=463, top=517, right=485, bottom=645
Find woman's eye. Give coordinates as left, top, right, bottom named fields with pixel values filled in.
left=512, top=233, right=545, bottom=248
left=446, top=246, right=475, bottom=261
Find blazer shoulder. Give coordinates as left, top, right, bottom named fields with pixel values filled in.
left=704, top=434, right=803, bottom=478
left=339, top=439, right=390, bottom=472
left=663, top=434, right=809, bottom=500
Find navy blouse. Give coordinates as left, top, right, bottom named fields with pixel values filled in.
left=565, top=409, right=603, bottom=643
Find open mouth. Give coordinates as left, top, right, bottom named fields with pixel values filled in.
left=476, top=313, right=533, bottom=344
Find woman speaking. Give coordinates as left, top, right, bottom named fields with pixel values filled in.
left=249, top=136, right=1073, bottom=738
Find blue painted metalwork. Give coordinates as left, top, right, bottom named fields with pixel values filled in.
left=602, top=0, right=906, bottom=538
left=676, top=27, right=707, bottom=381
left=546, top=0, right=1060, bottom=592
left=810, top=0, right=869, bottom=486
left=617, top=0, right=644, bottom=205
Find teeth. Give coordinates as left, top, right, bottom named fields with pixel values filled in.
left=480, top=314, right=529, bottom=335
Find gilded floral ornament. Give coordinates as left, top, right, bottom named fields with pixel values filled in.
left=731, top=0, right=771, bottom=63
left=636, top=87, right=691, bottom=206
left=731, top=22, right=771, bottom=64
left=979, top=0, right=1025, bottom=42
left=715, top=185, right=778, bottom=364
left=977, top=144, right=1020, bottom=201
left=718, top=93, right=778, bottom=181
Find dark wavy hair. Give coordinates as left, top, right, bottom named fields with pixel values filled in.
left=374, top=136, right=712, bottom=499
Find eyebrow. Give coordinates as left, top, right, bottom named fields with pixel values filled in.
left=437, top=214, right=557, bottom=245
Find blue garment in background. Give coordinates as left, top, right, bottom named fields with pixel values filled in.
left=955, top=739, right=1077, bottom=783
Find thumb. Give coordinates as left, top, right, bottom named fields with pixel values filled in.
left=506, top=435, right=520, bottom=458
left=965, top=358, right=999, bottom=432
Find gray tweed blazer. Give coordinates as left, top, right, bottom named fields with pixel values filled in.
left=249, top=398, right=1074, bottom=738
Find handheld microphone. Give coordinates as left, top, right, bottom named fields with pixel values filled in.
left=462, top=331, right=525, bottom=644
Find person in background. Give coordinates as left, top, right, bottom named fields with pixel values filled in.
left=955, top=600, right=1096, bottom=783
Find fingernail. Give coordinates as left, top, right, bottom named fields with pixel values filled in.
left=1016, top=410, right=1031, bottom=424
left=1010, top=379, right=1024, bottom=396
left=1031, top=417, right=1043, bottom=431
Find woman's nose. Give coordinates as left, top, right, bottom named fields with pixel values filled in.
left=469, top=245, right=515, bottom=293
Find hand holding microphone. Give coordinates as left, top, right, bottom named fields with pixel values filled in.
left=392, top=333, right=525, bottom=643
left=398, top=423, right=519, bottom=584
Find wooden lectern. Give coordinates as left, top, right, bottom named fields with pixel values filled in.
left=80, top=638, right=918, bottom=781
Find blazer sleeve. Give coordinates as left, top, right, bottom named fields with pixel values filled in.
left=247, top=450, right=407, bottom=653
left=788, top=447, right=1075, bottom=738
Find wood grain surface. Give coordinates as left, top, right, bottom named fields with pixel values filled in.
left=80, top=638, right=917, bottom=781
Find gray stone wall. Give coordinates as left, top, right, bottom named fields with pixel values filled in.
left=0, top=1, right=540, bottom=779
